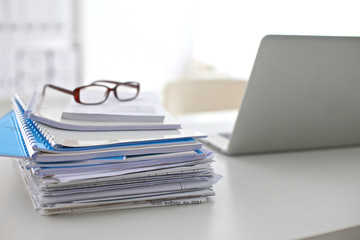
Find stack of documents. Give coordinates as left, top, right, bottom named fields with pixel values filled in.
left=23, top=92, right=181, bottom=130
left=0, top=93, right=221, bottom=215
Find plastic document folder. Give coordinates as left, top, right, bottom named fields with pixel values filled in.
left=0, top=111, right=28, bottom=158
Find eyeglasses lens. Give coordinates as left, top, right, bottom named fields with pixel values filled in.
left=116, top=85, right=138, bottom=100
left=79, top=85, right=108, bottom=104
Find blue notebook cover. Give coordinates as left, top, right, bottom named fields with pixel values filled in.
left=0, top=111, right=29, bottom=158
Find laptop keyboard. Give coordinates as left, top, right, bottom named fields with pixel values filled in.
left=219, top=132, right=232, bottom=139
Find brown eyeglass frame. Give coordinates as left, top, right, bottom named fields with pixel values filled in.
left=42, top=80, right=140, bottom=105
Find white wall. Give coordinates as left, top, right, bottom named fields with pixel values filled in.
left=81, top=0, right=194, bottom=92
left=81, top=0, right=360, bottom=91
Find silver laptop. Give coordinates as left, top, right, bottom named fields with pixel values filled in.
left=202, top=35, right=360, bottom=155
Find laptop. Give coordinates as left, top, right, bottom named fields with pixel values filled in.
left=201, top=35, right=360, bottom=155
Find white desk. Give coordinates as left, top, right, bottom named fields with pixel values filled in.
left=1, top=110, right=360, bottom=240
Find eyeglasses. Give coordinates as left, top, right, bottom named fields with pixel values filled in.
left=42, top=80, right=140, bottom=105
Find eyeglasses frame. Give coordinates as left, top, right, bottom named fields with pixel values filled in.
left=42, top=80, right=140, bottom=105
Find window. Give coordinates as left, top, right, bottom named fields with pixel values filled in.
left=193, top=0, right=360, bottom=79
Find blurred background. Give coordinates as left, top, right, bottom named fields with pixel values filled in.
left=0, top=0, right=359, bottom=112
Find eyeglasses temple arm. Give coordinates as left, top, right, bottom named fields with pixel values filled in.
left=42, top=84, right=74, bottom=95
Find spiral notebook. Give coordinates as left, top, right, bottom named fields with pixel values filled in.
left=5, top=99, right=205, bottom=162
left=13, top=98, right=206, bottom=149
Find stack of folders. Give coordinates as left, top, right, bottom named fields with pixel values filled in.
left=0, top=94, right=221, bottom=215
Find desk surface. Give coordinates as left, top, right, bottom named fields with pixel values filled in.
left=1, top=110, right=360, bottom=240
